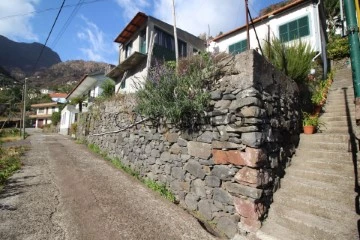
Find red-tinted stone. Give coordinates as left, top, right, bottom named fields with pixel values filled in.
left=227, top=150, right=246, bottom=165
left=212, top=149, right=229, bottom=164
left=239, top=216, right=262, bottom=232
left=239, top=147, right=267, bottom=167
left=235, top=167, right=259, bottom=187
left=212, top=149, right=246, bottom=166
left=233, top=197, right=265, bottom=220
left=213, top=148, right=267, bottom=167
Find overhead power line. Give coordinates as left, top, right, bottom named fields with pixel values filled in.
left=32, top=0, right=66, bottom=71
left=0, top=0, right=107, bottom=21
left=51, top=0, right=85, bottom=48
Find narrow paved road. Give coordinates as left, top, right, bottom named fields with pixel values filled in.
left=0, top=131, right=215, bottom=240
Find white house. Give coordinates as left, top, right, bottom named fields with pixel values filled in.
left=49, top=92, right=68, bottom=103
left=29, top=102, right=59, bottom=128
left=59, top=104, right=78, bottom=135
left=209, top=0, right=328, bottom=75
left=106, top=12, right=205, bottom=93
left=66, top=72, right=112, bottom=113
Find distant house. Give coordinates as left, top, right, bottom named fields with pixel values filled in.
left=59, top=104, right=78, bottom=135
left=49, top=92, right=67, bottom=103
left=66, top=72, right=112, bottom=113
left=208, top=0, right=328, bottom=75
left=40, top=88, right=54, bottom=95
left=30, top=102, right=59, bottom=128
left=106, top=12, right=205, bottom=93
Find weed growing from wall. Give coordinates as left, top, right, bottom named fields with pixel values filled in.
left=136, top=53, right=215, bottom=128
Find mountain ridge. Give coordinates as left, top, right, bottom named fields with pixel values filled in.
left=0, top=35, right=62, bottom=76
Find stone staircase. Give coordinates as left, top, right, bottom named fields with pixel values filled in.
left=256, top=68, right=360, bottom=240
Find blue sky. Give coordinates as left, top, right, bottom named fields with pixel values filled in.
left=0, top=0, right=283, bottom=64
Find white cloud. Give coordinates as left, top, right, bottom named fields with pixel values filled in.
left=153, top=0, right=245, bottom=38
left=77, top=16, right=117, bottom=63
left=114, top=0, right=151, bottom=20
left=0, top=0, right=39, bottom=41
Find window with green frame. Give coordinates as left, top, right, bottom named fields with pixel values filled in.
left=279, top=16, right=310, bottom=42
left=229, top=40, right=247, bottom=55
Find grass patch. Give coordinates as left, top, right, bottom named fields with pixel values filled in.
left=143, top=178, right=175, bottom=202
left=86, top=143, right=175, bottom=202
left=0, top=128, right=25, bottom=143
left=0, top=146, right=24, bottom=188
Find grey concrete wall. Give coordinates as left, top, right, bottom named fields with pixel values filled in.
left=77, top=50, right=300, bottom=238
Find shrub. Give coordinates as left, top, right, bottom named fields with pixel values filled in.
left=327, top=35, right=350, bottom=60
left=51, top=112, right=61, bottom=126
left=136, top=53, right=214, bottom=127
left=70, top=123, right=77, bottom=135
left=263, top=37, right=315, bottom=83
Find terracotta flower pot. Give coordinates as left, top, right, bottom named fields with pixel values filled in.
left=303, top=125, right=315, bottom=134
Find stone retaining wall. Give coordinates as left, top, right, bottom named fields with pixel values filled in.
left=77, top=50, right=300, bottom=238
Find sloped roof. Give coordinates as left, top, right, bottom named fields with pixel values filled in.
left=66, top=72, right=105, bottom=100
left=114, top=12, right=148, bottom=44
left=31, top=102, right=58, bottom=108
left=212, top=0, right=308, bottom=42
left=49, top=92, right=67, bottom=98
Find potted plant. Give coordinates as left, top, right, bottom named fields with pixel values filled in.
left=311, top=80, right=328, bottom=115
left=302, top=112, right=321, bottom=134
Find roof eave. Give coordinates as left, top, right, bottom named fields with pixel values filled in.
left=212, top=0, right=309, bottom=42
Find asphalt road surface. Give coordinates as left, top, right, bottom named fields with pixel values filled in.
left=0, top=130, right=215, bottom=240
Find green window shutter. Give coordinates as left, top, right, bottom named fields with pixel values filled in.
left=279, top=16, right=309, bottom=42
left=229, top=39, right=248, bottom=55
left=279, top=24, right=288, bottom=42
left=298, top=16, right=309, bottom=37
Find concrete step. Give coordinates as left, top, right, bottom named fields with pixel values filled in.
left=285, top=167, right=355, bottom=187
left=320, top=115, right=354, bottom=122
left=279, top=175, right=356, bottom=206
left=291, top=158, right=356, bottom=173
left=256, top=221, right=301, bottom=240
left=298, top=141, right=348, bottom=151
left=298, top=133, right=350, bottom=143
left=319, top=126, right=350, bottom=133
left=321, top=107, right=355, bottom=114
left=294, top=149, right=352, bottom=160
left=320, top=120, right=352, bottom=127
left=272, top=195, right=356, bottom=226
left=320, top=112, right=355, bottom=118
left=267, top=205, right=357, bottom=240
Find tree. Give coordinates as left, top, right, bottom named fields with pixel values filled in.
left=70, top=96, right=86, bottom=113
left=100, top=79, right=115, bottom=98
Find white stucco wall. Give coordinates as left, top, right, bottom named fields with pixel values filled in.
left=115, top=67, right=148, bottom=93
left=60, top=105, right=78, bottom=135
left=210, top=2, right=322, bottom=54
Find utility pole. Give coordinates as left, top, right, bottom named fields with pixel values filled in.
left=245, top=0, right=250, bottom=50
left=343, top=0, right=360, bottom=123
left=22, top=78, right=27, bottom=139
left=172, top=0, right=179, bottom=70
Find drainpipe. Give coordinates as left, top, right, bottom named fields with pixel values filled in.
left=311, top=1, right=323, bottom=72
left=340, top=0, right=345, bottom=36
left=343, top=0, right=360, bottom=123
